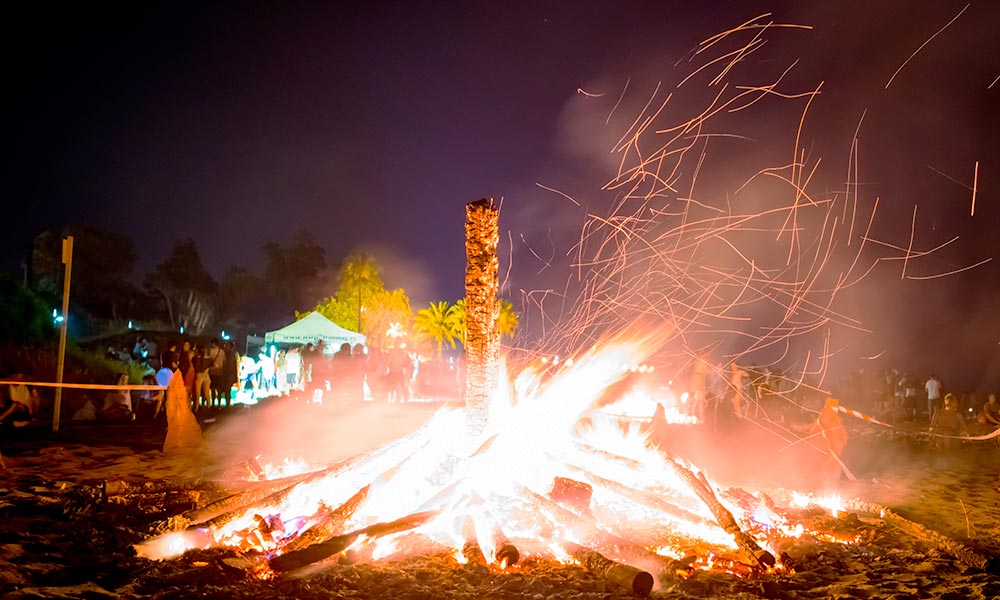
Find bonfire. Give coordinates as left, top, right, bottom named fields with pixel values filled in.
left=128, top=12, right=999, bottom=597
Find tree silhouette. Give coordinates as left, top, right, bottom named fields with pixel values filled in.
left=262, top=230, right=326, bottom=315
left=31, top=226, right=139, bottom=321
left=146, top=238, right=217, bottom=333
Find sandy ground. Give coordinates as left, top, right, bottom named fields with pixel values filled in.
left=1, top=404, right=998, bottom=599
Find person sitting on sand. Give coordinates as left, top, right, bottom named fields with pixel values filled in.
left=0, top=374, right=40, bottom=425
left=135, top=374, right=164, bottom=421
left=929, top=393, right=969, bottom=451
left=100, top=374, right=133, bottom=421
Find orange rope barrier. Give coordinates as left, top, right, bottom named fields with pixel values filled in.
left=0, top=380, right=166, bottom=391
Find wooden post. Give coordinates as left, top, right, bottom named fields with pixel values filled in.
left=53, top=236, right=73, bottom=432
left=464, top=198, right=500, bottom=436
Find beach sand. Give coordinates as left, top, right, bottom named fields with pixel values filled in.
left=1, top=406, right=998, bottom=599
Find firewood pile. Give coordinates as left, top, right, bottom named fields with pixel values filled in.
left=2, top=452, right=999, bottom=600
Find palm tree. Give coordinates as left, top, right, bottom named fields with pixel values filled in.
left=498, top=299, right=519, bottom=338
left=414, top=301, right=461, bottom=357
left=451, top=298, right=518, bottom=343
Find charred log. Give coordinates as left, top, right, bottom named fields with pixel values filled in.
left=493, top=528, right=520, bottom=567
left=568, top=543, right=654, bottom=596
left=269, top=510, right=440, bottom=572
left=845, top=498, right=1000, bottom=574
left=102, top=478, right=227, bottom=500
left=462, top=540, right=487, bottom=566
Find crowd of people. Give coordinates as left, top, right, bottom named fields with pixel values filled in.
left=679, top=358, right=999, bottom=449
left=84, top=336, right=465, bottom=422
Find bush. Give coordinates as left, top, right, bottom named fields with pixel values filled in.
left=0, top=276, right=54, bottom=345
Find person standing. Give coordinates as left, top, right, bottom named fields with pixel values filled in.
left=275, top=350, right=288, bottom=395
left=327, top=343, right=352, bottom=404
left=222, top=341, right=238, bottom=407
left=385, top=344, right=412, bottom=403
left=925, top=374, right=943, bottom=418
left=729, top=363, right=749, bottom=420
left=929, top=393, right=969, bottom=451
left=351, top=344, right=367, bottom=403
left=284, top=347, right=301, bottom=391
left=193, top=344, right=213, bottom=412
left=690, top=356, right=710, bottom=422
left=179, top=340, right=196, bottom=401
left=207, top=339, right=225, bottom=406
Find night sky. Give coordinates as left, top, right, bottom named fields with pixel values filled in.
left=7, top=2, right=1000, bottom=384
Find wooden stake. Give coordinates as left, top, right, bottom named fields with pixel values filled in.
left=53, top=235, right=73, bottom=432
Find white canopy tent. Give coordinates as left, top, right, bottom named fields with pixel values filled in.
left=264, top=312, right=366, bottom=348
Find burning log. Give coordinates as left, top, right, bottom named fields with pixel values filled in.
left=149, top=468, right=335, bottom=532
left=844, top=499, right=1000, bottom=574
left=514, top=482, right=683, bottom=585
left=462, top=540, right=487, bottom=566
left=459, top=516, right=488, bottom=566
left=191, top=467, right=338, bottom=532
left=567, top=444, right=773, bottom=569
left=549, top=476, right=593, bottom=511
left=464, top=198, right=501, bottom=436
left=566, top=465, right=712, bottom=527
left=567, top=543, right=655, bottom=596
left=493, top=529, right=520, bottom=567
left=269, top=509, right=440, bottom=572
left=660, top=456, right=775, bottom=569
left=280, top=484, right=370, bottom=552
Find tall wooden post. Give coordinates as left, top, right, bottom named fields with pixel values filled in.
left=464, top=198, right=500, bottom=435
left=53, top=236, right=73, bottom=432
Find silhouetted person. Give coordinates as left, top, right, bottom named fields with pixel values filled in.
left=222, top=341, right=238, bottom=407
left=929, top=393, right=969, bottom=451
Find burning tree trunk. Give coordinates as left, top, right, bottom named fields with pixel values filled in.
left=464, top=198, right=501, bottom=436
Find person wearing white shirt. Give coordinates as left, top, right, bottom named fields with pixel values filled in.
left=925, top=375, right=943, bottom=417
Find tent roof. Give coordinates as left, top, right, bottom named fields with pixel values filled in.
left=264, top=312, right=365, bottom=347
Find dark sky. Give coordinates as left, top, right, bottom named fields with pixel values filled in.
left=6, top=1, right=1000, bottom=384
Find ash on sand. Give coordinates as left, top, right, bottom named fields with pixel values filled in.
left=1, top=414, right=998, bottom=600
